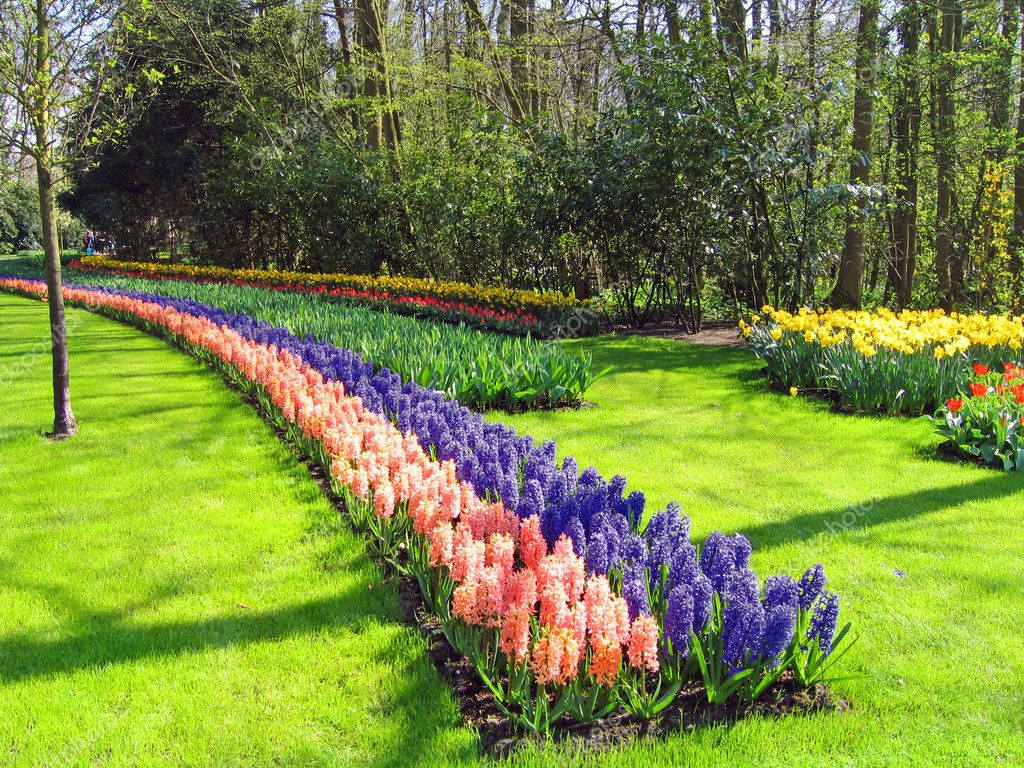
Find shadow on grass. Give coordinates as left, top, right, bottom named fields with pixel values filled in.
left=741, top=471, right=1024, bottom=552
left=570, top=334, right=756, bottom=376
left=0, top=587, right=374, bottom=686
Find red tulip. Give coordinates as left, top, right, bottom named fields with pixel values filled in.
left=970, top=383, right=988, bottom=398
left=947, top=398, right=963, bottom=413
left=973, top=363, right=990, bottom=376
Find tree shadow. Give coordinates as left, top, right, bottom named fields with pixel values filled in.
left=738, top=471, right=1024, bottom=552
left=567, top=334, right=756, bottom=376
left=0, top=588, right=374, bottom=686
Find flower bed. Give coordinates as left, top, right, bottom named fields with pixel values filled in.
left=57, top=269, right=602, bottom=412
left=742, top=306, right=1024, bottom=415
left=1, top=276, right=851, bottom=737
left=934, top=363, right=1024, bottom=470
left=71, top=256, right=601, bottom=337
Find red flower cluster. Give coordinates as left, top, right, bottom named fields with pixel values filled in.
left=967, top=361, right=1024, bottom=404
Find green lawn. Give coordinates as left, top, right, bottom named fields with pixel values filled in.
left=0, top=293, right=474, bottom=767
left=1, top=290, right=1022, bottom=767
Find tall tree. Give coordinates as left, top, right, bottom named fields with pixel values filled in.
left=716, top=0, right=746, bottom=60
left=830, top=0, right=881, bottom=308
left=0, top=0, right=116, bottom=438
left=1013, top=0, right=1024, bottom=308
left=888, top=0, right=922, bottom=309
left=934, top=0, right=961, bottom=308
left=357, top=0, right=402, bottom=150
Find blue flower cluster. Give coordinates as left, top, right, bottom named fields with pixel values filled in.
left=30, top=276, right=843, bottom=671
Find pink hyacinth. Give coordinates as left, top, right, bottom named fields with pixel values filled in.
left=519, top=515, right=547, bottom=571
left=627, top=614, right=661, bottom=674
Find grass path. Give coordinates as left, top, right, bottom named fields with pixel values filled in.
left=0, top=293, right=473, bottom=767
left=2, top=288, right=1023, bottom=767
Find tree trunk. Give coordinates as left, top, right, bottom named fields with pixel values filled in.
left=664, top=0, right=681, bottom=44
left=1014, top=0, right=1024, bottom=308
left=508, top=0, right=530, bottom=120
left=830, top=0, right=880, bottom=308
left=331, top=0, right=360, bottom=131
left=888, top=0, right=921, bottom=309
left=33, top=0, right=77, bottom=438
left=767, top=0, right=780, bottom=72
left=356, top=0, right=400, bottom=151
left=716, top=0, right=746, bottom=60
left=934, top=0, right=959, bottom=309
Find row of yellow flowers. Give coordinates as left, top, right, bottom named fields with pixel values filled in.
left=741, top=306, right=1024, bottom=359
left=75, top=255, right=587, bottom=314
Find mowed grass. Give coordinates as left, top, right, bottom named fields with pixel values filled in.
left=2, top=284, right=1023, bottom=767
left=496, top=336, right=1024, bottom=767
left=0, top=293, right=474, bottom=767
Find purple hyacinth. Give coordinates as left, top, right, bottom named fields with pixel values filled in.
left=540, top=500, right=566, bottom=546
left=808, top=592, right=840, bottom=653
left=667, top=542, right=700, bottom=591
left=700, top=532, right=754, bottom=597
left=620, top=533, right=646, bottom=566
left=691, top=571, right=714, bottom=632
left=798, top=564, right=827, bottom=611
left=764, top=574, right=800, bottom=611
left=585, top=529, right=610, bottom=574
left=759, top=603, right=797, bottom=664
left=644, top=503, right=690, bottom=578
left=621, top=564, right=650, bottom=620
left=565, top=515, right=586, bottom=558
left=722, top=585, right=766, bottom=674
left=498, top=474, right=520, bottom=512
left=517, top=479, right=545, bottom=520
left=664, top=583, right=695, bottom=656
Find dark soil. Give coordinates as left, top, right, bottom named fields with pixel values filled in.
left=397, top=576, right=841, bottom=759
left=936, top=440, right=1005, bottom=470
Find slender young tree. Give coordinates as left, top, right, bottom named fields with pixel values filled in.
left=0, top=0, right=117, bottom=438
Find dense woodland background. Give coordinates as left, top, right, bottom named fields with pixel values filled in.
left=6, top=0, right=1024, bottom=327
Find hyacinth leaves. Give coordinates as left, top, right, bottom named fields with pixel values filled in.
left=62, top=270, right=606, bottom=412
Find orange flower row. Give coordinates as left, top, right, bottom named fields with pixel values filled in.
left=0, top=277, right=645, bottom=688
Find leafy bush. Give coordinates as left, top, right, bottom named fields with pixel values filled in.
left=933, top=363, right=1024, bottom=470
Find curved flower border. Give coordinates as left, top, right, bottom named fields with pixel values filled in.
left=0, top=276, right=852, bottom=734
